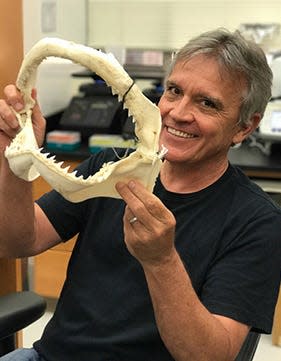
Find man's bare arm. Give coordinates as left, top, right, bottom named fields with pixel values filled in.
left=143, top=250, right=249, bottom=361
left=116, top=180, right=249, bottom=361
left=0, top=85, right=61, bottom=257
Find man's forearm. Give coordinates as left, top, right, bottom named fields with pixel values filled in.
left=142, top=250, right=233, bottom=361
left=0, top=156, right=35, bottom=257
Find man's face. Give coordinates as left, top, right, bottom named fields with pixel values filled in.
left=158, top=54, right=249, bottom=167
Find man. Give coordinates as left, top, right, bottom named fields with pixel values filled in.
left=0, top=28, right=280, bottom=361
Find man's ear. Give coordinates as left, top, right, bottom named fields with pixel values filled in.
left=232, top=113, right=261, bottom=145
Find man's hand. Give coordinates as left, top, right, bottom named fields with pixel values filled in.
left=0, top=85, right=46, bottom=153
left=116, top=180, right=177, bottom=266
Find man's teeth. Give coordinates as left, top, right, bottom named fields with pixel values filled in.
left=167, top=127, right=197, bottom=138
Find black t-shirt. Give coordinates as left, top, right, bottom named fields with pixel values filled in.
left=34, top=148, right=281, bottom=361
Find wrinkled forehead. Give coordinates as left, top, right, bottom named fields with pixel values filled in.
left=171, top=53, right=249, bottom=99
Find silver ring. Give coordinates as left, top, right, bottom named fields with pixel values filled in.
left=129, top=216, right=138, bottom=224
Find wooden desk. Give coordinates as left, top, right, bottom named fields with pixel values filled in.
left=0, top=259, right=23, bottom=347
left=0, top=259, right=22, bottom=296
left=33, top=238, right=76, bottom=298
left=273, top=286, right=281, bottom=346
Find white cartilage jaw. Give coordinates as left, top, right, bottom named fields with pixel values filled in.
left=5, top=38, right=167, bottom=201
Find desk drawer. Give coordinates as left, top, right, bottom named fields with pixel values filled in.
left=272, top=286, right=281, bottom=346
left=34, top=249, right=71, bottom=298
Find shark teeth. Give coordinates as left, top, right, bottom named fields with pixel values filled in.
left=111, top=87, right=118, bottom=95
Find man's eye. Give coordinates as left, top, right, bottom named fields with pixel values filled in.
left=167, top=86, right=181, bottom=95
left=202, top=98, right=216, bottom=109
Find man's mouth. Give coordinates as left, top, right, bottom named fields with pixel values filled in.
left=167, top=126, right=198, bottom=139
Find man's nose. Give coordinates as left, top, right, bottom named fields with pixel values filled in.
left=170, top=98, right=195, bottom=122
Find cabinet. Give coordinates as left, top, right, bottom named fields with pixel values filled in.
left=0, top=0, right=24, bottom=294
left=0, top=2, right=24, bottom=347
left=0, top=0, right=23, bottom=98
left=273, top=286, right=281, bottom=346
left=32, top=160, right=80, bottom=298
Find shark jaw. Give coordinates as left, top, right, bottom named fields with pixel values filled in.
left=5, top=38, right=167, bottom=202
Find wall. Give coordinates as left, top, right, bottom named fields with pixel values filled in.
left=22, top=0, right=281, bottom=116
left=23, top=0, right=87, bottom=53
left=88, top=0, right=281, bottom=51
left=22, top=0, right=88, bottom=116
left=0, top=0, right=23, bottom=98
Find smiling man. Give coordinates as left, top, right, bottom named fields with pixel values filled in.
left=158, top=53, right=259, bottom=192
left=0, top=28, right=281, bottom=361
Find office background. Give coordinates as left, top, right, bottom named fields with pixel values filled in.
left=15, top=1, right=281, bottom=359
left=24, top=0, right=281, bottom=52
left=22, top=0, right=281, bottom=118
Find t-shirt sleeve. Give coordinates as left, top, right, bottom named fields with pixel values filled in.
left=201, top=210, right=281, bottom=334
left=35, top=158, right=92, bottom=241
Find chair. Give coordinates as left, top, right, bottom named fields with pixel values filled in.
left=234, top=331, right=261, bottom=361
left=0, top=291, right=46, bottom=356
left=0, top=293, right=260, bottom=360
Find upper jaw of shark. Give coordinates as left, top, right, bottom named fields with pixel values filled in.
left=4, top=38, right=167, bottom=202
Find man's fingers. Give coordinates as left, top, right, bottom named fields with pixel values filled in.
left=4, top=85, right=24, bottom=112
left=116, top=181, right=148, bottom=222
left=0, top=100, right=20, bottom=137
left=116, top=180, right=171, bottom=223
left=127, top=180, right=170, bottom=221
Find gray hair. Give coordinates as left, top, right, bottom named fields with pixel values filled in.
left=168, top=28, right=273, bottom=127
